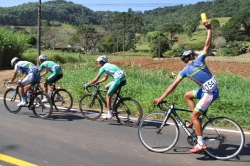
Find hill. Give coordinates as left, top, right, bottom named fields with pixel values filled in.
left=0, top=0, right=250, bottom=31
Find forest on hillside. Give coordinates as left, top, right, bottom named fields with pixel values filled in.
left=0, top=0, right=250, bottom=60
left=0, top=0, right=250, bottom=31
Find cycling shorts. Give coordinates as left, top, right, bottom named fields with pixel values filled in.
left=194, top=88, right=219, bottom=113
left=107, top=78, right=126, bottom=95
left=21, top=73, right=41, bottom=86
left=46, top=73, right=63, bottom=84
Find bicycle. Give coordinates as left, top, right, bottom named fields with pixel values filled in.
left=45, top=82, right=73, bottom=112
left=138, top=100, right=245, bottom=160
left=79, top=81, right=143, bottom=126
left=3, top=80, right=53, bottom=118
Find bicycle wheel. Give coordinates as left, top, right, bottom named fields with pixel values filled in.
left=52, top=89, right=73, bottom=112
left=202, top=117, right=245, bottom=160
left=3, top=88, right=22, bottom=113
left=79, top=94, right=103, bottom=120
left=32, top=92, right=53, bottom=118
left=138, top=112, right=180, bottom=152
left=115, top=97, right=143, bottom=125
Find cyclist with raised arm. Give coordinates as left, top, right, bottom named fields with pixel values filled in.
left=84, top=55, right=126, bottom=118
left=153, top=20, right=219, bottom=153
left=38, top=54, right=63, bottom=102
left=10, top=57, right=41, bottom=106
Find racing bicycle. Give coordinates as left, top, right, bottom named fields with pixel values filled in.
left=79, top=81, right=143, bottom=126
left=138, top=100, right=245, bottom=160
left=3, top=80, right=53, bottom=118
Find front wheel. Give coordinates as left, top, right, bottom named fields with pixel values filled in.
left=3, top=88, right=22, bottom=113
left=138, top=112, right=180, bottom=152
left=52, top=89, right=73, bottom=112
left=202, top=117, right=245, bottom=160
left=32, top=92, right=53, bottom=118
left=79, top=94, right=103, bottom=120
left=114, top=97, right=143, bottom=126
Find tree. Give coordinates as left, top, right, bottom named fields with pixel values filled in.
left=184, top=20, right=199, bottom=40
left=161, top=23, right=184, bottom=40
left=150, top=32, right=170, bottom=57
left=102, top=35, right=115, bottom=53
left=112, top=12, right=132, bottom=52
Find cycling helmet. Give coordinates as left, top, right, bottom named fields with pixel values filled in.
left=179, top=50, right=195, bottom=63
left=11, top=57, right=19, bottom=67
left=96, top=55, right=108, bottom=63
left=38, top=54, right=47, bottom=61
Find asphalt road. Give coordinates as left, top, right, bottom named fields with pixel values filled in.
left=0, top=99, right=249, bottom=166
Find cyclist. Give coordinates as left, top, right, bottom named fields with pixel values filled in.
left=153, top=20, right=219, bottom=153
left=38, top=54, right=63, bottom=102
left=10, top=57, right=41, bottom=106
left=84, top=55, right=126, bottom=118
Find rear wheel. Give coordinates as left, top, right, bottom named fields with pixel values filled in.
left=52, top=89, right=73, bottom=112
left=79, top=94, right=103, bottom=120
left=3, top=88, right=22, bottom=113
left=32, top=92, right=53, bottom=118
left=202, top=117, right=245, bottom=160
left=114, top=97, right=143, bottom=126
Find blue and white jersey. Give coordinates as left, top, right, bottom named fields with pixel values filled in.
left=14, top=61, right=39, bottom=75
left=178, top=51, right=218, bottom=93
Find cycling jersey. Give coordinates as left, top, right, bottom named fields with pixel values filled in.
left=14, top=61, right=39, bottom=75
left=39, top=61, right=63, bottom=83
left=178, top=51, right=218, bottom=93
left=14, top=61, right=40, bottom=85
left=39, top=61, right=62, bottom=74
left=98, top=63, right=126, bottom=94
left=178, top=51, right=219, bottom=113
left=99, top=63, right=125, bottom=79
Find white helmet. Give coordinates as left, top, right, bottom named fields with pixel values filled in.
left=38, top=54, right=47, bottom=61
left=11, top=57, right=19, bottom=67
left=96, top=55, right=108, bottom=63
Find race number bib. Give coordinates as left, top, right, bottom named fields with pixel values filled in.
left=114, top=70, right=125, bottom=79
left=202, top=76, right=218, bottom=93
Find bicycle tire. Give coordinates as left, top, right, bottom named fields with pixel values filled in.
left=3, top=88, right=22, bottom=114
left=138, top=112, right=180, bottom=152
left=33, top=92, right=53, bottom=118
left=202, top=117, right=245, bottom=160
left=52, top=89, right=73, bottom=112
left=114, top=97, right=143, bottom=126
left=79, top=94, right=103, bottom=120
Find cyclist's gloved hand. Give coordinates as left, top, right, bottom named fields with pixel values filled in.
left=84, top=83, right=89, bottom=89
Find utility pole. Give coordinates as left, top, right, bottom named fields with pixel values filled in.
left=37, top=0, right=41, bottom=65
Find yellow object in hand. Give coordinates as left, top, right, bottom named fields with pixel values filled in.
left=201, top=13, right=207, bottom=23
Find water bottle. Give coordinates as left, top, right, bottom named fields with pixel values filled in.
left=201, top=13, right=207, bottom=24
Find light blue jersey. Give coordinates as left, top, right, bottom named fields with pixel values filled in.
left=98, top=63, right=126, bottom=94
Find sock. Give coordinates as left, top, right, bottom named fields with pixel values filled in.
left=108, top=110, right=112, bottom=114
left=197, top=136, right=204, bottom=146
left=22, top=97, right=26, bottom=102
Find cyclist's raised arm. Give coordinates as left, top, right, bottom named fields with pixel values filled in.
left=203, top=20, right=212, bottom=54
left=153, top=77, right=182, bottom=105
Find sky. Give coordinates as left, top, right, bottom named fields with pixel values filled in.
left=0, top=0, right=203, bottom=12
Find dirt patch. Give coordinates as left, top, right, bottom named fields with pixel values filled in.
left=111, top=54, right=250, bottom=78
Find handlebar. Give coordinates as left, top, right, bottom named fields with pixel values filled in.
left=156, top=100, right=175, bottom=111
left=85, top=84, right=107, bottom=93
left=3, top=80, right=18, bottom=89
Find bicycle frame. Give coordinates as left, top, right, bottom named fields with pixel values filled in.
left=159, top=101, right=226, bottom=145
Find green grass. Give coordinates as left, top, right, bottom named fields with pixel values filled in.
left=52, top=56, right=250, bottom=130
